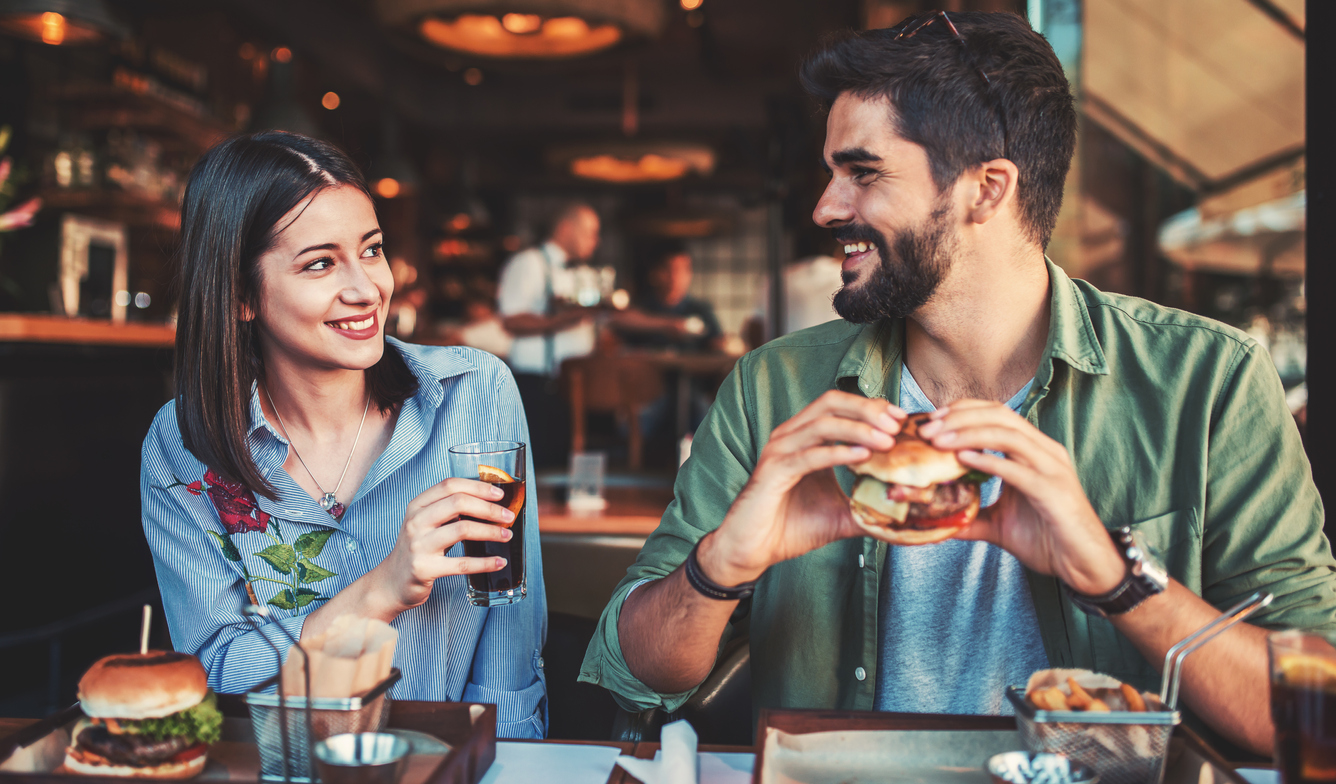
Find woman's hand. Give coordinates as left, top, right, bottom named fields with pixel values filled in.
left=369, top=478, right=515, bottom=614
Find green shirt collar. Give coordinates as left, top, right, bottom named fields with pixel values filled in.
left=836, top=258, right=1109, bottom=400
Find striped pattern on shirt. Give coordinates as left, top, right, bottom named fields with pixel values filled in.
left=140, top=339, right=548, bottom=738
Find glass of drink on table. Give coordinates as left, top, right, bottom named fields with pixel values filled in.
left=447, top=441, right=527, bottom=607
left=1271, top=630, right=1336, bottom=784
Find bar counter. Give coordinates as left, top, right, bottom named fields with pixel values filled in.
left=0, top=314, right=175, bottom=348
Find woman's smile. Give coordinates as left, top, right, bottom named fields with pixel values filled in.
left=326, top=311, right=380, bottom=339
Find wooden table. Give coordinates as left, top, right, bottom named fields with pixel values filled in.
left=0, top=717, right=662, bottom=783
left=536, top=485, right=674, bottom=537
left=620, top=351, right=738, bottom=442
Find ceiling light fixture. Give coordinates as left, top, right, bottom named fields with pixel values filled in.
left=552, top=141, right=714, bottom=184
left=0, top=0, right=128, bottom=45
left=375, top=0, right=665, bottom=59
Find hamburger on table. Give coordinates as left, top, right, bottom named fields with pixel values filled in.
left=64, top=651, right=221, bottom=779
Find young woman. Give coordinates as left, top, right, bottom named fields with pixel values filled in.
left=140, top=132, right=547, bottom=738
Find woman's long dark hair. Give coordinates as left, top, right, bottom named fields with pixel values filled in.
left=174, top=131, right=417, bottom=499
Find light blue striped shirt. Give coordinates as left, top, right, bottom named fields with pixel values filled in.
left=140, top=338, right=548, bottom=738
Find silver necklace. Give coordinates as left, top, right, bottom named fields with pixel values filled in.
left=264, top=385, right=372, bottom=514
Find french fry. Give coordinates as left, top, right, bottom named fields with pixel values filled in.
left=1066, top=677, right=1095, bottom=710
left=1087, top=698, right=1111, bottom=712
left=1120, top=682, right=1148, bottom=712
left=1029, top=686, right=1070, bottom=711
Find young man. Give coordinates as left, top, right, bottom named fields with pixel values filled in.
left=580, top=12, right=1332, bottom=755
left=497, top=202, right=601, bottom=466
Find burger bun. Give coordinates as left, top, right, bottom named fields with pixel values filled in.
left=849, top=436, right=969, bottom=488
left=77, top=652, right=208, bottom=720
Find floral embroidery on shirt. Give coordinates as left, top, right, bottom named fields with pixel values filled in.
left=163, top=471, right=338, bottom=611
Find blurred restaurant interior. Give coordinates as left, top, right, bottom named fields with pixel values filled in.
left=0, top=0, right=1324, bottom=744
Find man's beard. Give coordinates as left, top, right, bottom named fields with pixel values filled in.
left=832, top=202, right=955, bottom=324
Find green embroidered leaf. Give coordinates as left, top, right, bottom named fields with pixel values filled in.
left=256, top=544, right=296, bottom=575
left=207, top=531, right=242, bottom=562
left=294, top=530, right=334, bottom=559
left=293, top=588, right=320, bottom=608
left=267, top=589, right=297, bottom=610
left=270, top=520, right=284, bottom=541
left=297, top=560, right=336, bottom=584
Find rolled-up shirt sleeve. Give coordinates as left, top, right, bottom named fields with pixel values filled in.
left=140, top=406, right=307, bottom=693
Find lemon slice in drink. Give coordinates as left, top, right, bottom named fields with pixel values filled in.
left=478, top=465, right=516, bottom=484
left=1278, top=654, right=1336, bottom=687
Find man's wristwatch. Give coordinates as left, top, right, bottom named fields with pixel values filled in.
left=1064, top=527, right=1169, bottom=618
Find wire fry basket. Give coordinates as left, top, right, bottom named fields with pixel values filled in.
left=1006, top=591, right=1271, bottom=784
left=240, top=605, right=402, bottom=783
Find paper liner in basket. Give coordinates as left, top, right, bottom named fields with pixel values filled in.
left=280, top=615, right=398, bottom=699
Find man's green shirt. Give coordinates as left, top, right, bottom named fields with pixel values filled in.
left=579, top=260, right=1333, bottom=720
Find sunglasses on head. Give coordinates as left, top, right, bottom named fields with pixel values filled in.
left=893, top=10, right=1011, bottom=160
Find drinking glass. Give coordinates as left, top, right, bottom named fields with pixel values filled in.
left=447, top=441, right=527, bottom=607
left=1271, top=629, right=1336, bottom=784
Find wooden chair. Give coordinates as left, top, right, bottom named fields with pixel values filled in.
left=561, top=355, right=665, bottom=470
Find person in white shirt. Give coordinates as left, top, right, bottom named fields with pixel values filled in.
left=496, top=203, right=601, bottom=466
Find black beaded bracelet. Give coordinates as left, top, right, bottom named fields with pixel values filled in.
left=684, top=541, right=756, bottom=601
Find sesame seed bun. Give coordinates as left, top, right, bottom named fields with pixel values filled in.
left=77, top=652, right=208, bottom=720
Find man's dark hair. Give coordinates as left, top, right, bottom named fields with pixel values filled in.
left=173, top=131, right=418, bottom=499
left=801, top=12, right=1076, bottom=249
left=648, top=239, right=689, bottom=272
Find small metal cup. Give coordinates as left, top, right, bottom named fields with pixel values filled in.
left=987, top=751, right=1099, bottom=784
left=313, top=733, right=410, bottom=784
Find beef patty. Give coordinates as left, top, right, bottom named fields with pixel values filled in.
left=906, top=480, right=978, bottom=527
left=77, top=725, right=194, bottom=767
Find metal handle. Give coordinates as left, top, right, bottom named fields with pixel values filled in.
left=243, top=604, right=314, bottom=783
left=1159, top=591, right=1272, bottom=709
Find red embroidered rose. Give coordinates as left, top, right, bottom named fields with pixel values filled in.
left=186, top=481, right=204, bottom=496
left=203, top=469, right=271, bottom=534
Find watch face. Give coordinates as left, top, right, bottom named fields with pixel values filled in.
left=1128, top=529, right=1171, bottom=590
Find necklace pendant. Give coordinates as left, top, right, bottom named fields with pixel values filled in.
left=320, top=493, right=338, bottom=512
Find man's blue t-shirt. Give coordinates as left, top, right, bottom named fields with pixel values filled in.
left=874, top=365, right=1050, bottom=715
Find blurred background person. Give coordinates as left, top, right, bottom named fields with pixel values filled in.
left=497, top=202, right=600, bottom=467
left=456, top=294, right=514, bottom=360
left=618, top=242, right=724, bottom=353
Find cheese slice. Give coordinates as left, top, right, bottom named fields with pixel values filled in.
left=851, top=477, right=909, bottom=523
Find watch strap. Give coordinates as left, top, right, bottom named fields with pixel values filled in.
left=684, top=541, right=756, bottom=601
left=1065, top=527, right=1166, bottom=618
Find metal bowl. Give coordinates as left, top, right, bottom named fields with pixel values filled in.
left=987, top=751, right=1099, bottom=784
left=313, top=732, right=411, bottom=784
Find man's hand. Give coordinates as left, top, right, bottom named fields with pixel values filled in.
left=918, top=399, right=1125, bottom=595
left=698, top=391, right=904, bottom=586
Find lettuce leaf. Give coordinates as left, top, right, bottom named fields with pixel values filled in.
left=961, top=470, right=993, bottom=485
left=117, top=691, right=222, bottom=745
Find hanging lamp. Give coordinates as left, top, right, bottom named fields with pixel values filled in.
left=374, top=0, right=665, bottom=59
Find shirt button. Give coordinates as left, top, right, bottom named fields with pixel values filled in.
left=346, top=541, right=358, bottom=552
left=855, top=667, right=867, bottom=681
left=857, top=554, right=865, bottom=568
left=536, top=657, right=545, bottom=669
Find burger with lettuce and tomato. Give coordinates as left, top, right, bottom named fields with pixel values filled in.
left=63, top=651, right=221, bottom=779
left=847, top=415, right=990, bottom=545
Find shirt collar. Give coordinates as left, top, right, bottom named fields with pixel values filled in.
left=246, top=336, right=478, bottom=437
left=836, top=257, right=1109, bottom=396
left=541, top=240, right=569, bottom=267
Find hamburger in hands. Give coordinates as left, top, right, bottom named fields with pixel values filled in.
left=64, top=651, right=221, bottom=779
left=848, top=415, right=990, bottom=545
